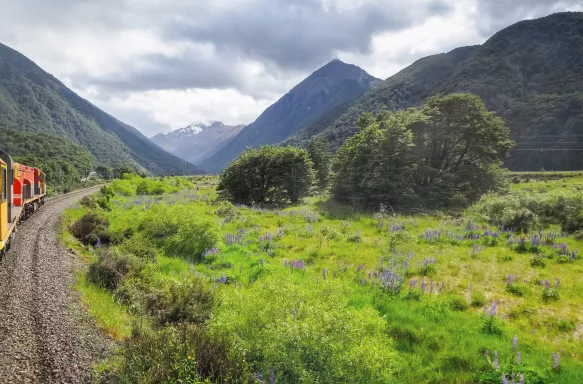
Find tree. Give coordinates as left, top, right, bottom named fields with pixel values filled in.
left=332, top=93, right=514, bottom=209
left=218, top=146, right=314, bottom=205
left=332, top=110, right=420, bottom=209
left=308, top=137, right=332, bottom=193
left=95, top=165, right=114, bottom=180
left=114, top=165, right=136, bottom=179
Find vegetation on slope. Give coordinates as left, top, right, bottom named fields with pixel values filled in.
left=0, top=42, right=202, bottom=175
left=310, top=12, right=583, bottom=171
left=64, top=173, right=583, bottom=383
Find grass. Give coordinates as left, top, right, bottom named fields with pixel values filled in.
left=63, top=174, right=583, bottom=383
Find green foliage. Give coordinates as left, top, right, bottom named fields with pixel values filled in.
left=542, top=287, right=560, bottom=303
left=88, top=250, right=143, bottom=290
left=505, top=283, right=527, bottom=297
left=448, top=295, right=469, bottom=311
left=471, top=188, right=583, bottom=233
left=113, top=324, right=252, bottom=384
left=70, top=212, right=109, bottom=246
left=149, top=280, right=216, bottom=325
left=313, top=13, right=583, bottom=172
left=0, top=43, right=203, bottom=175
left=308, top=137, right=332, bottom=192
left=218, top=145, right=314, bottom=205
left=332, top=94, right=513, bottom=209
left=470, top=292, right=487, bottom=307
left=210, top=275, right=400, bottom=383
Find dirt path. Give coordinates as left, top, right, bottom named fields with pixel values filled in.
left=0, top=188, right=112, bottom=383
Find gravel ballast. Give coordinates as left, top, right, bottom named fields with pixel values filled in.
left=0, top=188, right=113, bottom=383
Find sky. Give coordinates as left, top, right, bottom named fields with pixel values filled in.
left=0, top=0, right=581, bottom=137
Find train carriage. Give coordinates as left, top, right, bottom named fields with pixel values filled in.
left=0, top=150, right=45, bottom=260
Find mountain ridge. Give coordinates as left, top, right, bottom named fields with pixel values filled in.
left=311, top=12, right=583, bottom=171
left=0, top=42, right=203, bottom=175
left=201, top=59, right=381, bottom=172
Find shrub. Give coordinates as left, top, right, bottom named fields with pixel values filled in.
left=218, top=146, right=314, bottom=205
left=404, top=288, right=422, bottom=301
left=88, top=250, right=142, bottom=290
left=347, top=231, right=362, bottom=243
left=113, top=325, right=252, bottom=383
left=530, top=254, right=546, bottom=268
left=118, top=235, right=157, bottom=260
left=70, top=212, right=109, bottom=246
left=505, top=283, right=527, bottom=297
left=448, top=295, right=469, bottom=311
left=542, top=287, right=559, bottom=303
left=470, top=291, right=486, bottom=307
left=151, top=280, right=216, bottom=325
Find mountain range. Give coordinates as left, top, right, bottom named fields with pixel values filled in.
left=307, top=12, right=583, bottom=171
left=151, top=121, right=245, bottom=165
left=0, top=42, right=202, bottom=175
left=200, top=59, right=382, bottom=172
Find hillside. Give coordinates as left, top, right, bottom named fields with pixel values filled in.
left=201, top=59, right=381, bottom=172
left=0, top=42, right=203, bottom=175
left=312, top=12, right=583, bottom=171
left=151, top=121, right=245, bottom=165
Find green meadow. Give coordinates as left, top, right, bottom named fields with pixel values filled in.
left=63, top=174, right=583, bottom=383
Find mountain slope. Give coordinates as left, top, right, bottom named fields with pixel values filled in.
left=315, top=12, right=583, bottom=171
left=0, top=42, right=203, bottom=175
left=151, top=121, right=245, bottom=165
left=201, top=59, right=381, bottom=172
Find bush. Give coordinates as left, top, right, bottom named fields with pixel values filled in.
left=70, top=212, right=109, bottom=246
left=470, top=292, right=486, bottom=307
left=404, top=288, right=421, bottom=301
left=112, top=325, right=252, bottom=384
left=530, top=254, right=546, bottom=268
left=505, top=283, right=527, bottom=297
left=218, top=146, right=314, bottom=205
left=88, top=250, right=142, bottom=290
left=151, top=280, right=216, bottom=325
left=542, top=287, right=560, bottom=303
left=448, top=295, right=469, bottom=311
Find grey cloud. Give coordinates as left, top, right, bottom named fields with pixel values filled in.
left=164, top=0, right=452, bottom=71
left=81, top=53, right=242, bottom=93
left=476, top=0, right=583, bottom=36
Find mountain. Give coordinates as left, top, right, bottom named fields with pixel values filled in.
left=0, top=42, right=203, bottom=175
left=312, top=12, right=583, bottom=171
left=151, top=121, right=245, bottom=165
left=201, top=59, right=382, bottom=172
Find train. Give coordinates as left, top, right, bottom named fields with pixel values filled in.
left=0, top=150, right=46, bottom=260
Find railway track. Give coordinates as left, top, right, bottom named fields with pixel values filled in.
left=0, top=185, right=111, bottom=383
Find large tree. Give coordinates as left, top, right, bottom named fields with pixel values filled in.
left=332, top=94, right=514, bottom=209
left=218, top=146, right=314, bottom=205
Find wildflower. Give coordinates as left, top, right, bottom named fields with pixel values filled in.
left=291, top=308, right=296, bottom=319
left=555, top=278, right=560, bottom=288
left=513, top=335, right=518, bottom=352
left=270, top=369, right=275, bottom=384
left=519, top=374, right=524, bottom=384
left=552, top=352, right=560, bottom=369
left=493, top=350, right=499, bottom=370
left=516, top=351, right=521, bottom=364
left=502, top=374, right=508, bottom=384
left=490, top=301, right=497, bottom=317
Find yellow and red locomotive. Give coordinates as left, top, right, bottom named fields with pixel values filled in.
left=0, top=150, right=46, bottom=259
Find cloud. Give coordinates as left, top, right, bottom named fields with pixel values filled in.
left=476, top=0, right=583, bottom=35
left=0, top=0, right=581, bottom=137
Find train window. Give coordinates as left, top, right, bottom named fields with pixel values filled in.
left=1, top=168, right=6, bottom=202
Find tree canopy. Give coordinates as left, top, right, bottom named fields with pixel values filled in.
left=218, top=146, right=314, bottom=205
left=332, top=94, right=514, bottom=209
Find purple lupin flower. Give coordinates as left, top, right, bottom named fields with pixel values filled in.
left=519, top=373, right=524, bottom=384
left=421, top=280, right=426, bottom=294
left=502, top=374, right=508, bottom=384
left=555, top=278, right=560, bottom=288
left=490, top=301, right=497, bottom=317
left=270, top=369, right=275, bottom=384
left=484, top=349, right=489, bottom=359
left=493, top=350, right=499, bottom=370
left=513, top=335, right=518, bottom=352
left=552, top=352, right=560, bottom=369
left=516, top=351, right=521, bottom=364
left=291, top=307, right=296, bottom=320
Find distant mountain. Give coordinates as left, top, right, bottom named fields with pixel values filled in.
left=201, top=59, right=382, bottom=172
left=0, top=42, right=203, bottom=175
left=151, top=121, right=245, bottom=165
left=312, top=12, right=583, bottom=171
